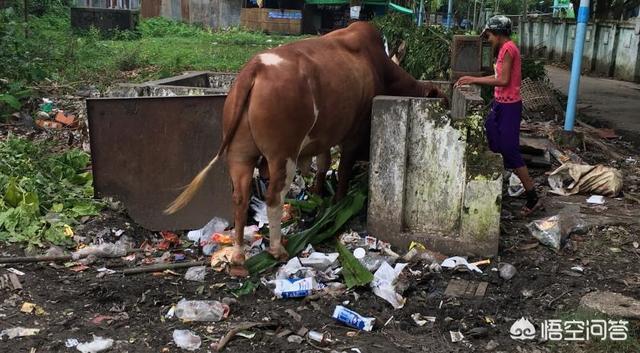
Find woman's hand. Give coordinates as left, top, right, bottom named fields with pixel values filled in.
left=455, top=76, right=476, bottom=87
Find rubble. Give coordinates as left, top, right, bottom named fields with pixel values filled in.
left=580, top=291, right=640, bottom=319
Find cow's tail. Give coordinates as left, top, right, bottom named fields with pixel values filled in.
left=164, top=67, right=256, bottom=215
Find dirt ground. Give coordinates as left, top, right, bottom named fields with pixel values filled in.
left=1, top=97, right=640, bottom=353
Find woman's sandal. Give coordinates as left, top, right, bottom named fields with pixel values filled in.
left=521, top=198, right=544, bottom=217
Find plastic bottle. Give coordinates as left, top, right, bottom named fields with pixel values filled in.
left=357, top=253, right=386, bottom=272
left=174, top=299, right=230, bottom=321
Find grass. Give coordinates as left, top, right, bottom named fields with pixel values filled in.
left=0, top=9, right=307, bottom=246
left=57, top=18, right=304, bottom=88
left=1, top=9, right=305, bottom=94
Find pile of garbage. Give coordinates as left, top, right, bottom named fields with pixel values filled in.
left=34, top=98, right=79, bottom=129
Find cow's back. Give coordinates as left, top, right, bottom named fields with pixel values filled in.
left=237, top=22, right=387, bottom=158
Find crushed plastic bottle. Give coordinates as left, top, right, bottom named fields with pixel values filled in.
left=173, top=329, right=201, bottom=351
left=187, top=217, right=229, bottom=255
left=71, top=243, right=127, bottom=260
left=174, top=299, right=229, bottom=322
left=358, top=252, right=391, bottom=272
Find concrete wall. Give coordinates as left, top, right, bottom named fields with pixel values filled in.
left=521, top=18, right=640, bottom=82
left=367, top=87, right=503, bottom=257
left=141, top=0, right=241, bottom=29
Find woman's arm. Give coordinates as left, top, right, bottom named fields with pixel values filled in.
left=455, top=52, right=513, bottom=87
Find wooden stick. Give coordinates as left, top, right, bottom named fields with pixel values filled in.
left=0, top=255, right=74, bottom=264
left=583, top=134, right=624, bottom=160
left=213, top=322, right=277, bottom=352
left=121, top=260, right=207, bottom=275
left=624, top=193, right=640, bottom=205
left=0, top=248, right=143, bottom=264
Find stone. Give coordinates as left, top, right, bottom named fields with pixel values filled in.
left=287, top=335, right=304, bottom=344
left=580, top=291, right=640, bottom=319
left=485, top=339, right=499, bottom=351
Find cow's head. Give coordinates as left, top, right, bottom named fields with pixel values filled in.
left=422, top=83, right=450, bottom=108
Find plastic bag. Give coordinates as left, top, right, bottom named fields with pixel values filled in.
left=508, top=172, right=525, bottom=197
left=548, top=163, right=623, bottom=197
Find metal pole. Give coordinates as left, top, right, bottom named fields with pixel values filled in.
left=23, top=0, right=28, bottom=38
left=418, top=0, right=424, bottom=26
left=564, top=0, right=590, bottom=131
left=447, top=0, right=453, bottom=28
left=478, top=0, right=485, bottom=31
left=473, top=0, right=477, bottom=31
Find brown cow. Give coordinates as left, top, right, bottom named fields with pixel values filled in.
left=165, top=21, right=447, bottom=274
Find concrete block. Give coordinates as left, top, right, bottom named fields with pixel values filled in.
left=460, top=178, right=501, bottom=255
left=367, top=97, right=411, bottom=236
left=367, top=87, right=503, bottom=257
left=404, top=99, right=465, bottom=233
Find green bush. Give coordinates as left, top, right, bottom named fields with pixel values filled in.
left=137, top=17, right=208, bottom=38
left=522, top=57, right=547, bottom=81
left=0, top=136, right=103, bottom=247
left=372, top=13, right=452, bottom=80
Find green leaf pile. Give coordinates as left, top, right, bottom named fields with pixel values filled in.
left=245, top=171, right=368, bottom=275
left=0, top=135, right=102, bottom=247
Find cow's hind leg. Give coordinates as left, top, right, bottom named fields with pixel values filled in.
left=228, top=159, right=256, bottom=276
left=311, top=151, right=331, bottom=196
left=334, top=145, right=358, bottom=202
left=265, top=157, right=296, bottom=261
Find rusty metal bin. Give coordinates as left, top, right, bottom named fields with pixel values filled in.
left=87, top=72, right=238, bottom=231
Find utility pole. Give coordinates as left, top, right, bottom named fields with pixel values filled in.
left=418, top=0, right=425, bottom=26
left=473, top=0, right=478, bottom=31
left=447, top=0, right=453, bottom=28
left=23, top=0, right=28, bottom=38
left=564, top=0, right=590, bottom=132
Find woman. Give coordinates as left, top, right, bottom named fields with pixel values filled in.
left=455, top=15, right=542, bottom=216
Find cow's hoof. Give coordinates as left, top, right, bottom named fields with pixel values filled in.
left=229, top=265, right=249, bottom=278
left=267, top=245, right=289, bottom=262
left=231, top=250, right=246, bottom=266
